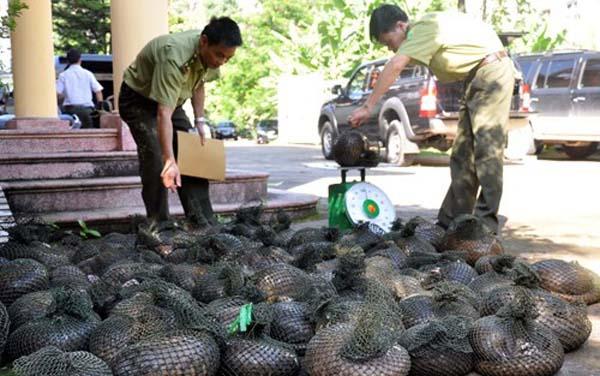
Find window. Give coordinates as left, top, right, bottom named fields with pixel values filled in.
left=517, top=60, right=535, bottom=82
left=347, top=66, right=369, bottom=98
left=534, top=60, right=549, bottom=89
left=399, top=66, right=416, bottom=79
left=581, top=59, right=600, bottom=88
left=545, top=58, right=575, bottom=88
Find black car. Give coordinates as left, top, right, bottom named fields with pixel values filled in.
left=514, top=50, right=600, bottom=159
left=214, top=121, right=238, bottom=140
left=256, top=119, right=278, bottom=144
left=318, top=58, right=530, bottom=165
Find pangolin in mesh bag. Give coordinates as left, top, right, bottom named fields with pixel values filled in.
left=192, top=262, right=246, bottom=303
left=286, top=228, right=338, bottom=250
left=337, top=223, right=385, bottom=253
left=0, top=258, right=49, bottom=306
left=468, top=267, right=515, bottom=298
left=440, top=214, right=504, bottom=265
left=404, top=216, right=446, bottom=250
left=49, top=265, right=91, bottom=292
left=369, top=241, right=409, bottom=269
left=387, top=223, right=438, bottom=256
left=111, top=329, right=220, bottom=376
left=313, top=296, right=364, bottom=330
left=0, top=301, right=8, bottom=361
left=0, top=241, right=70, bottom=268
left=398, top=282, right=480, bottom=329
left=12, top=346, right=112, bottom=376
left=219, top=338, right=300, bottom=376
left=5, top=287, right=100, bottom=360
left=530, top=259, right=600, bottom=304
left=419, top=260, right=479, bottom=286
left=332, top=130, right=368, bottom=167
left=3, top=219, right=62, bottom=244
left=305, top=281, right=410, bottom=376
left=269, top=301, right=314, bottom=352
left=289, top=241, right=335, bottom=270
left=365, top=255, right=426, bottom=299
left=159, top=263, right=208, bottom=292
left=8, top=290, right=57, bottom=332
left=89, top=306, right=177, bottom=364
left=398, top=315, right=475, bottom=376
left=205, top=296, right=248, bottom=327
left=239, top=245, right=295, bottom=273
left=480, top=263, right=592, bottom=352
left=469, top=291, right=564, bottom=376
left=474, top=254, right=517, bottom=275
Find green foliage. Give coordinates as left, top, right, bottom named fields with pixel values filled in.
left=0, top=0, right=28, bottom=38
left=78, top=219, right=101, bottom=239
left=530, top=24, right=567, bottom=53
left=52, top=0, right=111, bottom=54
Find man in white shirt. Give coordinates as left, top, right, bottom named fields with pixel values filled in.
left=56, top=49, right=104, bottom=128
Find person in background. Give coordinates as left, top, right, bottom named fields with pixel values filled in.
left=118, top=17, right=242, bottom=226
left=348, top=4, right=514, bottom=234
left=56, top=48, right=104, bottom=129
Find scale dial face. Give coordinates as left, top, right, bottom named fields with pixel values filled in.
left=344, top=182, right=396, bottom=232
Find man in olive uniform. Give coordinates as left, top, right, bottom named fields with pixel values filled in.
left=119, top=17, right=242, bottom=225
left=349, top=5, right=513, bottom=233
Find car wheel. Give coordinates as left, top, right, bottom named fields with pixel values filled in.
left=386, top=121, right=413, bottom=166
left=320, top=121, right=335, bottom=160
left=234, top=136, right=238, bottom=141
left=563, top=142, right=598, bottom=160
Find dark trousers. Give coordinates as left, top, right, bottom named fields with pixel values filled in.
left=63, top=105, right=95, bottom=129
left=437, top=58, right=514, bottom=233
left=118, top=82, right=215, bottom=225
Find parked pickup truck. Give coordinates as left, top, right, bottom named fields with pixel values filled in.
left=317, top=58, right=531, bottom=165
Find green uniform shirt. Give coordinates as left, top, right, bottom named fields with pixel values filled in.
left=123, top=30, right=220, bottom=108
left=397, top=11, right=503, bottom=83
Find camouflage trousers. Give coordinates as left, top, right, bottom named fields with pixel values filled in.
left=118, top=82, right=215, bottom=225
left=437, top=58, right=514, bottom=233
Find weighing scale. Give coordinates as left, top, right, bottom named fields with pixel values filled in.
left=328, top=167, right=396, bottom=233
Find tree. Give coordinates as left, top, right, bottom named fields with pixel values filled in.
left=52, top=0, right=111, bottom=55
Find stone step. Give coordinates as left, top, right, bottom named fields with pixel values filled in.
left=0, top=151, right=139, bottom=180
left=0, top=128, right=120, bottom=154
left=2, top=170, right=269, bottom=215
left=37, top=189, right=318, bottom=232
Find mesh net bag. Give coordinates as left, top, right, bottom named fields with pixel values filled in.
left=269, top=301, right=314, bottom=351
left=49, top=265, right=91, bottom=292
left=192, top=262, right=245, bottom=303
left=441, top=214, right=504, bottom=265
left=8, top=290, right=56, bottom=332
left=365, top=256, right=426, bottom=299
left=13, top=346, right=112, bottom=376
left=369, top=241, right=409, bottom=269
left=0, top=301, right=8, bottom=360
left=205, top=296, right=248, bottom=328
left=398, top=315, right=475, bottom=376
left=286, top=227, right=339, bottom=249
left=405, top=216, right=446, bottom=251
left=338, top=223, right=384, bottom=253
left=479, top=264, right=592, bottom=353
left=3, top=219, right=62, bottom=244
left=304, top=323, right=411, bottom=376
left=238, top=245, right=295, bottom=273
left=251, top=263, right=318, bottom=303
left=111, top=329, right=220, bottom=376
left=0, top=241, right=70, bottom=268
left=160, top=263, right=208, bottom=292
left=468, top=270, right=513, bottom=298
left=289, top=241, right=335, bottom=270
left=474, top=254, right=517, bottom=275
left=5, top=288, right=100, bottom=360
left=333, top=130, right=367, bottom=167
left=313, top=296, right=364, bottom=330
left=420, top=260, right=479, bottom=286
left=0, top=259, right=49, bottom=306
left=219, top=338, right=300, bottom=376
left=530, top=259, right=600, bottom=305
left=392, top=224, right=438, bottom=256
left=469, top=291, right=565, bottom=376
left=338, top=280, right=406, bottom=362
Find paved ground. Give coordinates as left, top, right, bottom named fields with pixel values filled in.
left=226, top=140, right=600, bottom=375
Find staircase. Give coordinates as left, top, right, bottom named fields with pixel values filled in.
left=0, top=115, right=317, bottom=232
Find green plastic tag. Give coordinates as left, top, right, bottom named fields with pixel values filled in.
left=228, top=303, right=253, bottom=334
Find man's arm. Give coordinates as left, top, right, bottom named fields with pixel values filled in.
left=191, top=83, right=206, bottom=145
left=348, top=54, right=411, bottom=127
left=95, top=90, right=104, bottom=103
left=157, top=103, right=180, bottom=192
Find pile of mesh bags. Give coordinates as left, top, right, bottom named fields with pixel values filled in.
left=0, top=212, right=596, bottom=376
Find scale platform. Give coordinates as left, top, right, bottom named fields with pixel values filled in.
left=328, top=167, right=396, bottom=232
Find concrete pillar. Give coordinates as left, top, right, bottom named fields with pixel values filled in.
left=9, top=0, right=65, bottom=127
left=111, top=0, right=169, bottom=110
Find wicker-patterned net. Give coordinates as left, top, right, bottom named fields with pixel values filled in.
left=398, top=315, right=474, bottom=376
left=219, top=338, right=300, bottom=376
left=13, top=346, right=112, bottom=376
left=0, top=301, right=8, bottom=361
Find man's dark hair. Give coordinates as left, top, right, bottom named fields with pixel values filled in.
left=201, top=16, right=242, bottom=47
left=369, top=4, right=408, bottom=42
left=66, top=48, right=81, bottom=64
